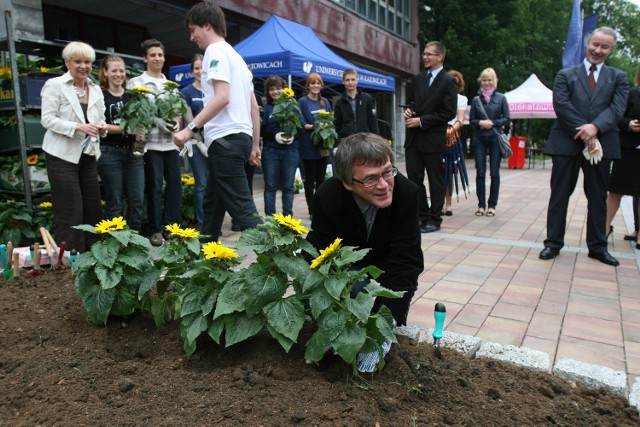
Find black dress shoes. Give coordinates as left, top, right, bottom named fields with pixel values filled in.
left=420, top=223, right=440, bottom=233
left=588, top=250, right=619, bottom=266
left=539, top=247, right=560, bottom=260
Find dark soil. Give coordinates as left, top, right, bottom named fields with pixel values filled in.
left=1, top=271, right=639, bottom=426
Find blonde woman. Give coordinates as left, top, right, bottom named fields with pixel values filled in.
left=469, top=67, right=510, bottom=216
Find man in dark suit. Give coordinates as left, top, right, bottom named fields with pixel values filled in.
left=307, top=133, right=423, bottom=327
left=540, top=27, right=629, bottom=266
left=404, top=41, right=458, bottom=233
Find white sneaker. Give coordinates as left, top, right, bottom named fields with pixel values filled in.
left=149, top=232, right=165, bottom=246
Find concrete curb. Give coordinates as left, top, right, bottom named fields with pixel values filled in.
left=397, top=324, right=638, bottom=411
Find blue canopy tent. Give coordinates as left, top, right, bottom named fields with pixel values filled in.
left=234, top=15, right=395, bottom=93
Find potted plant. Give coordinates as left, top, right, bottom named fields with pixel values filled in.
left=119, top=86, right=157, bottom=156
left=271, top=88, right=302, bottom=144
left=311, top=110, right=338, bottom=156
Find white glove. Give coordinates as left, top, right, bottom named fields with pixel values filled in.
left=356, top=340, right=391, bottom=373
left=80, top=136, right=101, bottom=157
left=179, top=139, right=209, bottom=158
left=154, top=117, right=179, bottom=133
left=582, top=139, right=603, bottom=165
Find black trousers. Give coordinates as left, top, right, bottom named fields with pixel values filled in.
left=46, top=153, right=103, bottom=253
left=405, top=146, right=444, bottom=226
left=544, top=154, right=611, bottom=253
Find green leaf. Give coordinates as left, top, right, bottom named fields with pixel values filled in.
left=180, top=285, right=209, bottom=317
left=185, top=237, right=200, bottom=255
left=201, top=287, right=219, bottom=316
left=109, top=230, right=132, bottom=246
left=151, top=294, right=175, bottom=327
left=264, top=297, right=305, bottom=342
left=207, top=316, right=225, bottom=344
left=302, top=269, right=324, bottom=293
left=73, top=224, right=96, bottom=233
left=110, top=288, right=139, bottom=317
left=332, top=323, right=367, bottom=364
left=180, top=321, right=198, bottom=356
left=241, top=263, right=288, bottom=315
left=214, top=278, right=247, bottom=319
left=344, top=292, right=375, bottom=324
left=75, top=271, right=116, bottom=326
left=334, top=247, right=369, bottom=268
left=137, top=267, right=161, bottom=300
left=74, top=251, right=98, bottom=270
left=309, top=286, right=334, bottom=320
left=237, top=228, right=271, bottom=252
left=323, top=275, right=345, bottom=300
left=304, top=330, right=330, bottom=362
left=365, top=283, right=405, bottom=299
left=91, top=239, right=119, bottom=269
left=224, top=312, right=265, bottom=347
left=272, top=253, right=310, bottom=282
left=317, top=308, right=347, bottom=342
left=182, top=312, right=209, bottom=344
left=117, top=246, right=152, bottom=270
left=266, top=323, right=295, bottom=353
left=95, top=263, right=123, bottom=290
left=129, top=233, right=153, bottom=249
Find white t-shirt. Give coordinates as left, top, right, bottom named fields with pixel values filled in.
left=201, top=40, right=254, bottom=145
left=448, top=94, right=468, bottom=125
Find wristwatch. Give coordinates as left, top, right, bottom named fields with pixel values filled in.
left=187, top=122, right=201, bottom=133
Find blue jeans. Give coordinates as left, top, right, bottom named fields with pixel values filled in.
left=144, top=150, right=182, bottom=234
left=201, top=134, right=262, bottom=242
left=262, top=145, right=299, bottom=216
left=97, top=146, right=145, bottom=232
left=473, top=134, right=501, bottom=209
left=188, top=147, right=208, bottom=224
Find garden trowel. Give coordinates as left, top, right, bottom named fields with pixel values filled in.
left=433, top=302, right=446, bottom=357
left=1, top=243, right=12, bottom=280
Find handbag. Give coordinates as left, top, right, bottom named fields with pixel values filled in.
left=474, top=96, right=512, bottom=158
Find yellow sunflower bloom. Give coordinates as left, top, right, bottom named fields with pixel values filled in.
left=0, top=66, right=11, bottom=78
left=26, top=154, right=39, bottom=165
left=318, top=110, right=330, bottom=116
left=282, top=88, right=295, bottom=97
left=101, top=200, right=106, bottom=206
left=133, top=85, right=152, bottom=93
left=181, top=174, right=192, bottom=184
left=310, top=237, right=342, bottom=269
left=202, top=241, right=239, bottom=260
left=165, top=223, right=183, bottom=236
left=273, top=213, right=308, bottom=235
left=39, top=201, right=52, bottom=209
left=165, top=80, right=180, bottom=89
left=165, top=223, right=200, bottom=239
left=40, top=66, right=49, bottom=73
left=95, top=217, right=127, bottom=234
left=179, top=227, right=200, bottom=239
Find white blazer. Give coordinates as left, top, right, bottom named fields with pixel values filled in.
left=40, top=71, right=106, bottom=163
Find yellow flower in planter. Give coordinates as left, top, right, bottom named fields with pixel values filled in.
left=94, top=216, right=127, bottom=234
left=273, top=213, right=308, bottom=235
left=311, top=110, right=338, bottom=150
left=272, top=88, right=302, bottom=137
left=40, top=67, right=49, bottom=73
left=181, top=174, right=195, bottom=186
left=310, top=237, right=342, bottom=269
left=282, top=87, right=295, bottom=97
left=26, top=154, right=39, bottom=165
left=165, top=223, right=200, bottom=239
left=39, top=201, right=52, bottom=209
left=132, top=85, right=152, bottom=93
left=202, top=241, right=239, bottom=260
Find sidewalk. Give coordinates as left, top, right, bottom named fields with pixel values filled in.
left=217, top=153, right=640, bottom=391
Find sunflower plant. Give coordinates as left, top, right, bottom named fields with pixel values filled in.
left=151, top=223, right=202, bottom=326
left=155, top=80, right=188, bottom=125
left=73, top=217, right=161, bottom=325
left=180, top=174, right=196, bottom=224
left=303, top=238, right=404, bottom=373
left=33, top=200, right=54, bottom=234
left=176, top=241, right=242, bottom=355
left=311, top=110, right=339, bottom=150
left=119, top=86, right=158, bottom=139
left=271, top=88, right=302, bottom=137
left=0, top=198, right=36, bottom=246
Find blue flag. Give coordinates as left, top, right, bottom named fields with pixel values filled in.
left=562, top=0, right=582, bottom=68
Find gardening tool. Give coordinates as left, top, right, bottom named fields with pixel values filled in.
left=1, top=244, right=11, bottom=280
left=40, top=227, right=54, bottom=270
left=433, top=302, right=446, bottom=357
left=44, top=229, right=59, bottom=255
left=29, top=243, right=42, bottom=277
left=70, top=249, right=78, bottom=272
left=6, top=241, right=14, bottom=279
left=55, top=241, right=66, bottom=271
left=13, top=252, right=19, bottom=278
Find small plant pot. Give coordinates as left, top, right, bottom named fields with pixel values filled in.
left=275, top=132, right=294, bottom=145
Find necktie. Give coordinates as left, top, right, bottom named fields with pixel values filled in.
left=424, top=72, right=432, bottom=93
left=588, top=64, right=596, bottom=92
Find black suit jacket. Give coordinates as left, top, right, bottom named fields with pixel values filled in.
left=544, top=64, right=629, bottom=159
left=618, top=86, right=640, bottom=149
left=307, top=174, right=424, bottom=325
left=405, top=69, right=458, bottom=154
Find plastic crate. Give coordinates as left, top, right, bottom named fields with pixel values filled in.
left=0, top=116, right=46, bottom=152
left=0, top=73, right=59, bottom=109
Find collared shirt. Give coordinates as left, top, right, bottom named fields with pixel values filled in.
left=583, top=59, right=603, bottom=83
left=353, top=195, right=378, bottom=240
left=427, top=66, right=444, bottom=87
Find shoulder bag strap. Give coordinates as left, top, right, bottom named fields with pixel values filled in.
left=475, top=96, right=503, bottom=136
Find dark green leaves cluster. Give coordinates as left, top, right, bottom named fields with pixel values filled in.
left=0, top=199, right=36, bottom=246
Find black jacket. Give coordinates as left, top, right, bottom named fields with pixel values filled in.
left=306, top=173, right=423, bottom=325
left=618, top=86, right=640, bottom=149
left=334, top=90, right=379, bottom=140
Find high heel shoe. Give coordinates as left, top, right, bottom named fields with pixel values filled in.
left=607, top=225, right=614, bottom=239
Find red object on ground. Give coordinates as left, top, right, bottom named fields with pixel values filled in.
left=508, top=136, right=527, bottom=169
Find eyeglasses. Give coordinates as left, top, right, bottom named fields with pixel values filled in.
left=352, top=166, right=398, bottom=187
left=423, top=52, right=440, bottom=57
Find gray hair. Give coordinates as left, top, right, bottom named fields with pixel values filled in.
left=334, top=133, right=394, bottom=185
left=587, top=26, right=617, bottom=44
left=62, top=41, right=96, bottom=62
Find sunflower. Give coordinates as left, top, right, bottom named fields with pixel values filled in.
left=318, top=110, right=330, bottom=117
left=95, top=216, right=127, bottom=234
left=39, top=201, right=52, bottom=209
left=101, top=200, right=106, bottom=206
left=273, top=213, right=308, bottom=235
left=26, top=154, right=39, bottom=165
left=181, top=176, right=195, bottom=186
left=40, top=66, right=49, bottom=73
left=165, top=223, right=200, bottom=239
left=164, top=80, right=180, bottom=89
left=282, top=87, right=295, bottom=97
left=202, top=241, right=239, bottom=260
left=310, top=237, right=342, bottom=269
left=132, top=85, right=152, bottom=93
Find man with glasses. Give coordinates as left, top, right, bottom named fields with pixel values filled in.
left=307, top=132, right=423, bottom=327
left=404, top=41, right=458, bottom=233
